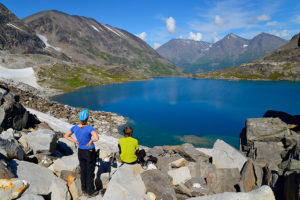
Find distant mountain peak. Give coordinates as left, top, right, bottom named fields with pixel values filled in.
left=157, top=32, right=288, bottom=73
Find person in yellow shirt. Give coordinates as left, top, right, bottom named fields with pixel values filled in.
left=118, top=126, right=145, bottom=164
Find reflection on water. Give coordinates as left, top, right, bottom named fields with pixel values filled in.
left=53, top=77, right=300, bottom=148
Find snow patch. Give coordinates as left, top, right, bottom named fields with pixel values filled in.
left=103, top=24, right=121, bottom=37
left=243, top=44, right=248, bottom=48
left=26, top=108, right=119, bottom=146
left=230, top=34, right=237, bottom=38
left=91, top=25, right=100, bottom=32
left=37, top=34, right=61, bottom=51
left=209, top=44, right=212, bottom=48
left=6, top=23, right=24, bottom=32
left=0, top=65, right=40, bottom=88
left=116, top=29, right=127, bottom=38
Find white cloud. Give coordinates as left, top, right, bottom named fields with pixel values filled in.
left=188, top=32, right=202, bottom=41
left=257, top=14, right=270, bottom=22
left=211, top=32, right=219, bottom=42
left=165, top=17, right=176, bottom=34
left=153, top=42, right=161, bottom=49
left=281, top=30, right=289, bottom=37
left=188, top=0, right=281, bottom=41
left=292, top=15, right=300, bottom=24
left=135, top=32, right=147, bottom=41
left=269, top=30, right=289, bottom=38
left=266, top=21, right=277, bottom=26
left=214, top=15, right=228, bottom=26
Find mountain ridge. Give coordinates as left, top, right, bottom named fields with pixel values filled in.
left=194, top=32, right=300, bottom=81
left=157, top=32, right=287, bottom=73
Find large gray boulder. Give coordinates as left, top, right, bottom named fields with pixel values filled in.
left=243, top=118, right=290, bottom=146
left=168, top=166, right=192, bottom=185
left=9, top=159, right=70, bottom=197
left=176, top=143, right=209, bottom=162
left=18, top=194, right=44, bottom=200
left=0, top=90, right=39, bottom=131
left=103, top=164, right=146, bottom=200
left=0, top=137, right=26, bottom=160
left=141, top=169, right=177, bottom=200
left=156, top=155, right=182, bottom=174
left=49, top=154, right=79, bottom=177
left=253, top=141, right=284, bottom=172
left=212, top=139, right=247, bottom=171
left=27, top=129, right=57, bottom=155
left=187, top=185, right=275, bottom=200
left=0, top=179, right=29, bottom=200
left=50, top=177, right=71, bottom=200
left=188, top=161, right=216, bottom=180
left=206, top=168, right=240, bottom=194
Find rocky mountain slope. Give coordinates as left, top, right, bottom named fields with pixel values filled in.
left=158, top=33, right=287, bottom=73
left=0, top=3, right=45, bottom=54
left=156, top=39, right=211, bottom=69
left=0, top=3, right=183, bottom=92
left=195, top=32, right=300, bottom=81
left=23, top=10, right=183, bottom=75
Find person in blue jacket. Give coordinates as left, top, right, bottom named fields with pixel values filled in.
left=64, top=110, right=99, bottom=197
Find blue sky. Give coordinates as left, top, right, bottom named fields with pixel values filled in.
left=2, top=0, right=300, bottom=48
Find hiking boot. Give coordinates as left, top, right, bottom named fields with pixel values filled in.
left=87, top=190, right=99, bottom=197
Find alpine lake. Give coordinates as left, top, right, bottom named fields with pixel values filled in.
left=52, top=77, right=300, bottom=148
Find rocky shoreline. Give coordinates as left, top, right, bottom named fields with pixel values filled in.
left=0, top=79, right=300, bottom=200
left=0, top=78, right=127, bottom=138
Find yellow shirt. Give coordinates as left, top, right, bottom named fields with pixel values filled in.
left=119, top=137, right=139, bottom=163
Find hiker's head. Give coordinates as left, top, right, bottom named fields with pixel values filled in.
left=123, top=126, right=133, bottom=137
left=78, top=110, right=89, bottom=124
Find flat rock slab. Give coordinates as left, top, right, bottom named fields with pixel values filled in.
left=9, top=159, right=69, bottom=196
left=49, top=154, right=79, bottom=177
left=246, top=118, right=290, bottom=144
left=206, top=168, right=240, bottom=194
left=168, top=166, right=192, bottom=185
left=213, top=139, right=247, bottom=172
left=196, top=148, right=213, bottom=158
left=254, top=141, right=284, bottom=172
left=103, top=164, right=146, bottom=200
left=177, top=143, right=209, bottom=162
left=186, top=185, right=275, bottom=200
left=141, top=169, right=177, bottom=200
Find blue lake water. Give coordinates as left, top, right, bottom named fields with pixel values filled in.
left=52, top=77, right=300, bottom=148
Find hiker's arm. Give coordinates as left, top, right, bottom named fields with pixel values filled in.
left=87, top=131, right=99, bottom=146
left=64, top=130, right=78, bottom=145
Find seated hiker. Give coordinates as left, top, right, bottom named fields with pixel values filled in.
left=64, top=110, right=99, bottom=197
left=118, top=126, right=146, bottom=164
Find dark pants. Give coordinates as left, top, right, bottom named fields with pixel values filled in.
left=78, top=148, right=96, bottom=194
left=122, top=149, right=146, bottom=164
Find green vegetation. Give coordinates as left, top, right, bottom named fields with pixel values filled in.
left=85, top=46, right=182, bottom=76
left=37, top=64, right=147, bottom=91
